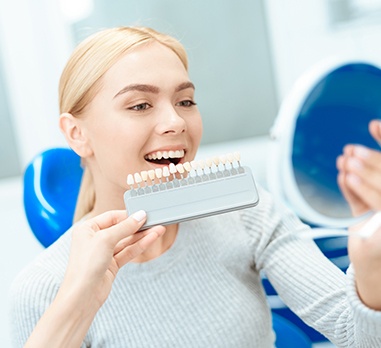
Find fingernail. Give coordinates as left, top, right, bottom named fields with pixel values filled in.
left=354, top=145, right=369, bottom=158
left=131, top=210, right=146, bottom=222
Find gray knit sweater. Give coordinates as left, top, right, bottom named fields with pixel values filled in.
left=9, top=186, right=381, bottom=347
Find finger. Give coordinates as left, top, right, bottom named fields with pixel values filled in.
left=369, top=119, right=381, bottom=144
left=336, top=155, right=345, bottom=171
left=352, top=145, right=381, bottom=173
left=84, top=210, right=128, bottom=232
left=337, top=172, right=368, bottom=216
left=114, top=225, right=166, bottom=267
left=100, top=210, right=148, bottom=247
left=343, top=144, right=355, bottom=156
left=114, top=229, right=153, bottom=255
left=346, top=173, right=381, bottom=212
left=345, top=154, right=381, bottom=193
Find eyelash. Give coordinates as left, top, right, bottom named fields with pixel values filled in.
left=176, top=100, right=197, bottom=107
left=128, top=100, right=197, bottom=112
left=128, top=103, right=152, bottom=111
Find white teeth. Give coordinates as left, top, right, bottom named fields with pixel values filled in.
left=145, top=149, right=185, bottom=161
left=126, top=151, right=242, bottom=189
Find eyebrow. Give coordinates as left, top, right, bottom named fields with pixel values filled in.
left=113, top=81, right=195, bottom=99
left=175, top=81, right=195, bottom=92
left=113, top=84, right=159, bottom=98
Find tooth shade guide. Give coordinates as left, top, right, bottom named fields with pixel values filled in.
left=125, top=151, right=243, bottom=192
left=124, top=154, right=258, bottom=230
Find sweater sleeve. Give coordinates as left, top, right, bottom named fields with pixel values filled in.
left=242, top=185, right=381, bottom=347
left=9, top=264, right=61, bottom=347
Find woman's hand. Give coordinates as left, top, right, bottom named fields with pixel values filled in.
left=348, top=215, right=381, bottom=311
left=336, top=120, right=381, bottom=216
left=25, top=210, right=166, bottom=347
left=63, top=209, right=165, bottom=308
left=337, top=120, right=381, bottom=310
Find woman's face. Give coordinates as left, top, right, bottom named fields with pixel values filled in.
left=81, top=41, right=203, bottom=194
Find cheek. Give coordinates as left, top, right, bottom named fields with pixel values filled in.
left=189, top=115, right=203, bottom=145
left=91, top=122, right=149, bottom=170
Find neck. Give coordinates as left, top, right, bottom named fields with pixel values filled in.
left=132, top=224, right=178, bottom=263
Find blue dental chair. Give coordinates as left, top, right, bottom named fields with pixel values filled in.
left=23, top=147, right=83, bottom=248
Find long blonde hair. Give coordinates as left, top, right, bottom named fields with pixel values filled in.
left=59, top=26, right=189, bottom=222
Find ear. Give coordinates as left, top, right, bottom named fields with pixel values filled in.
left=59, top=113, right=93, bottom=157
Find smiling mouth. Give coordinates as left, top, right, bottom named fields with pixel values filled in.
left=144, top=149, right=185, bottom=166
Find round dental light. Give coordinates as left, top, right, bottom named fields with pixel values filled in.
left=268, top=58, right=381, bottom=228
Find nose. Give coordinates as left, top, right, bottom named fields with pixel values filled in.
left=156, top=105, right=186, bottom=135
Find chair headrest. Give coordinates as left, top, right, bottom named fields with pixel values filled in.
left=23, top=147, right=83, bottom=247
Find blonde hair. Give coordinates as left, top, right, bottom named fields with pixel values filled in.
left=59, top=26, right=189, bottom=222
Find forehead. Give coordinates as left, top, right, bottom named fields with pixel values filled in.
left=102, top=42, right=188, bottom=87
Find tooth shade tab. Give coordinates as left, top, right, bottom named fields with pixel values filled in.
left=205, top=158, right=213, bottom=167
left=198, top=160, right=205, bottom=169
left=155, top=168, right=163, bottom=179
left=227, top=153, right=234, bottom=163
left=169, top=163, right=177, bottom=174
left=183, top=162, right=192, bottom=172
left=190, top=160, right=198, bottom=171
left=163, top=166, right=170, bottom=177
left=234, top=151, right=241, bottom=162
left=176, top=163, right=185, bottom=174
left=141, top=171, right=148, bottom=182
left=148, top=170, right=155, bottom=181
left=127, top=174, right=134, bottom=187
left=134, top=173, right=142, bottom=184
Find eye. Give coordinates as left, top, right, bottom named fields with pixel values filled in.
left=128, top=103, right=152, bottom=111
left=176, top=100, right=197, bottom=107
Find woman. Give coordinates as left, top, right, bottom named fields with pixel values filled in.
left=11, top=26, right=381, bottom=347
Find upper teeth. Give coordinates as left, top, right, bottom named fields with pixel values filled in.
left=145, top=149, right=185, bottom=160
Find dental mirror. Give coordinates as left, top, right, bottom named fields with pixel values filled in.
left=268, top=59, right=381, bottom=228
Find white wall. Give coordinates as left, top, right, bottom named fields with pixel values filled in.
left=264, top=0, right=381, bottom=102
left=0, top=0, right=72, bottom=168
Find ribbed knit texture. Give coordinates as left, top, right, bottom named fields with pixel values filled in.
left=9, top=186, right=381, bottom=347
